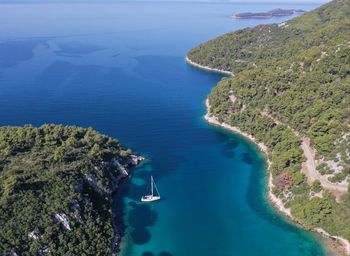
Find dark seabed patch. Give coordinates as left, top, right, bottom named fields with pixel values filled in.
left=128, top=202, right=158, bottom=245
left=142, top=252, right=154, bottom=256
left=0, top=39, right=46, bottom=68
left=158, top=252, right=173, bottom=256
left=221, top=139, right=239, bottom=158
left=241, top=152, right=255, bottom=165
left=55, top=41, right=104, bottom=56
left=35, top=61, right=74, bottom=86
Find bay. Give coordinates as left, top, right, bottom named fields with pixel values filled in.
left=0, top=2, right=327, bottom=255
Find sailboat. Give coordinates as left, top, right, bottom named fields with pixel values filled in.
left=141, top=176, right=161, bottom=202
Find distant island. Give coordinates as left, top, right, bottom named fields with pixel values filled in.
left=233, top=8, right=306, bottom=19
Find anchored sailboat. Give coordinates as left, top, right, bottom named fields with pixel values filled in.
left=141, top=176, right=160, bottom=202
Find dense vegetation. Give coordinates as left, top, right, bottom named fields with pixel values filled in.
left=189, top=0, right=350, bottom=242
left=0, top=124, right=135, bottom=255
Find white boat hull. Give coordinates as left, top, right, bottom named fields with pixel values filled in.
left=141, top=195, right=161, bottom=202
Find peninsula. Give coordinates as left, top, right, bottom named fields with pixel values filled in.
left=188, top=0, right=350, bottom=254
left=233, top=8, right=306, bottom=19
left=0, top=124, right=143, bottom=255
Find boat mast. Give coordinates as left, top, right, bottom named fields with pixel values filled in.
left=151, top=176, right=154, bottom=196
left=153, top=178, right=160, bottom=197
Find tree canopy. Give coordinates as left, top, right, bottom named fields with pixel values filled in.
left=0, top=124, right=134, bottom=255
left=188, top=0, right=350, bottom=241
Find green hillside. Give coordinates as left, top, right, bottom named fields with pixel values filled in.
left=188, top=0, right=350, bottom=244
left=0, top=125, right=138, bottom=255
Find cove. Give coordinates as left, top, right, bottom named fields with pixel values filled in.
left=0, top=2, right=327, bottom=256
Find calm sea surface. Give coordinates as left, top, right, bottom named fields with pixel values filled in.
left=0, top=2, right=328, bottom=256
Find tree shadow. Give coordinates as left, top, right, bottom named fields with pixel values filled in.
left=18, top=180, right=47, bottom=192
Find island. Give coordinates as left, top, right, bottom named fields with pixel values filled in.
left=188, top=0, right=350, bottom=254
left=0, top=124, right=143, bottom=255
left=233, top=8, right=306, bottom=19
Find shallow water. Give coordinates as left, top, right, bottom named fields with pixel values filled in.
left=0, top=2, right=327, bottom=255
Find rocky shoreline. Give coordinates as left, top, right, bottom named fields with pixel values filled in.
left=109, top=154, right=144, bottom=256
left=204, top=97, right=350, bottom=256
left=188, top=50, right=350, bottom=255
left=203, top=98, right=291, bottom=215
left=185, top=57, right=233, bottom=76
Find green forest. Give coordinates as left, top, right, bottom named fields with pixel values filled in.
left=188, top=0, right=350, bottom=242
left=0, top=124, right=136, bottom=255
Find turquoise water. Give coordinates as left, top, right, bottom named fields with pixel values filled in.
left=0, top=2, right=328, bottom=256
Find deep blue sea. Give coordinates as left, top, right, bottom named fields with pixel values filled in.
left=0, top=2, right=331, bottom=256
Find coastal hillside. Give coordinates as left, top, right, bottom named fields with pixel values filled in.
left=188, top=0, right=350, bottom=249
left=0, top=125, right=141, bottom=255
